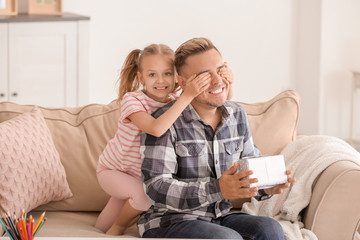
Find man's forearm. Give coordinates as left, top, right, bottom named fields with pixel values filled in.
left=142, top=164, right=223, bottom=211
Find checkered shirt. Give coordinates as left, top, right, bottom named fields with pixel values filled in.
left=138, top=101, right=268, bottom=236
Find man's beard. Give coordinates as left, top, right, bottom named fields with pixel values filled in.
left=193, top=84, right=228, bottom=108
left=193, top=94, right=227, bottom=108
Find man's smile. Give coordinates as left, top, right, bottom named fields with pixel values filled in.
left=208, top=85, right=226, bottom=95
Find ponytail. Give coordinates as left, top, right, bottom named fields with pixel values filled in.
left=117, top=49, right=141, bottom=102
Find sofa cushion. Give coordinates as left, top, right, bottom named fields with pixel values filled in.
left=239, top=90, right=300, bottom=155
left=29, top=210, right=139, bottom=238
left=0, top=101, right=121, bottom=212
left=0, top=108, right=72, bottom=217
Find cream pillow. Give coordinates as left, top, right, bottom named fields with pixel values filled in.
left=0, top=107, right=72, bottom=216
left=239, top=90, right=300, bottom=155
left=0, top=101, right=121, bottom=212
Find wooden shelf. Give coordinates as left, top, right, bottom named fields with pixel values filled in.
left=29, top=0, right=62, bottom=16
left=0, top=0, right=18, bottom=16
left=0, top=12, right=90, bottom=23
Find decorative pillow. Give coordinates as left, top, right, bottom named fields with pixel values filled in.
left=239, top=90, right=300, bottom=155
left=0, top=107, right=72, bottom=216
left=0, top=101, right=120, bottom=212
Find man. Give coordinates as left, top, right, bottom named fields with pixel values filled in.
left=139, top=37, right=295, bottom=239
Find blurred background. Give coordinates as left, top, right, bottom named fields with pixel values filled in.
left=10, top=0, right=360, bottom=143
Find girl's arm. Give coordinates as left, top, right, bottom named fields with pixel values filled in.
left=128, top=73, right=211, bottom=137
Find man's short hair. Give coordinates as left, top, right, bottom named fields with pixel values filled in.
left=175, top=37, right=221, bottom=76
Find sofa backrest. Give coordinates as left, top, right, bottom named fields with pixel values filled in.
left=0, top=90, right=299, bottom=212
left=239, top=89, right=299, bottom=155
left=0, top=101, right=121, bottom=212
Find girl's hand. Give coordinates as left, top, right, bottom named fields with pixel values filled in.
left=219, top=62, right=234, bottom=100
left=218, top=62, right=234, bottom=87
left=182, top=72, right=211, bottom=98
left=263, top=170, right=296, bottom=195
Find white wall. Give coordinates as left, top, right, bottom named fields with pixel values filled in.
left=62, top=0, right=296, bottom=104
left=294, top=0, right=360, bottom=139
left=320, top=0, right=360, bottom=140
left=61, top=0, right=360, bottom=141
left=293, top=0, right=322, bottom=135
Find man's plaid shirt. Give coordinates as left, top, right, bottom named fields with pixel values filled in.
left=138, top=101, right=268, bottom=236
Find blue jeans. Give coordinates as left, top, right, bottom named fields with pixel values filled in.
left=142, top=213, right=285, bottom=239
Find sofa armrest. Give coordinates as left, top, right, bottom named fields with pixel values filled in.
left=303, top=160, right=360, bottom=240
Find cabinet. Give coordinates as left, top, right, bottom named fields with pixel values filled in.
left=0, top=13, right=89, bottom=107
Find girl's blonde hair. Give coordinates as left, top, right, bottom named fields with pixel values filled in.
left=175, top=37, right=220, bottom=76
left=117, top=43, right=179, bottom=102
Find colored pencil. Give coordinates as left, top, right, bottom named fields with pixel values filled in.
left=4, top=215, right=16, bottom=237
left=6, top=212, right=19, bottom=238
left=20, top=217, right=28, bottom=240
left=30, top=217, right=34, bottom=239
left=10, top=213, right=20, bottom=238
left=32, top=211, right=45, bottom=234
left=27, top=223, right=31, bottom=240
left=16, top=220, right=25, bottom=240
left=3, top=216, right=18, bottom=240
left=9, top=224, right=19, bottom=239
left=0, top=218, right=14, bottom=240
left=33, top=218, right=46, bottom=237
left=15, top=214, right=21, bottom=238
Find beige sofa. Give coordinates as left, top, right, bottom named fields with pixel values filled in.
left=1, top=90, right=360, bottom=239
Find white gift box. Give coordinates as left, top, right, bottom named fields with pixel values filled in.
left=227, top=155, right=288, bottom=189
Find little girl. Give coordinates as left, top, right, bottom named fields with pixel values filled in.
left=95, top=43, right=234, bottom=236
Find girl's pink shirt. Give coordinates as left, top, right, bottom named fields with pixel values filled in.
left=97, top=91, right=179, bottom=179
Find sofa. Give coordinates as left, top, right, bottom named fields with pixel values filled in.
left=0, top=89, right=360, bottom=239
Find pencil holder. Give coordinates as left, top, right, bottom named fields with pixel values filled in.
left=0, top=210, right=46, bottom=240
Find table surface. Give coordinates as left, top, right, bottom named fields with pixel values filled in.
left=1, top=238, right=133, bottom=240
left=0, top=238, right=209, bottom=240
